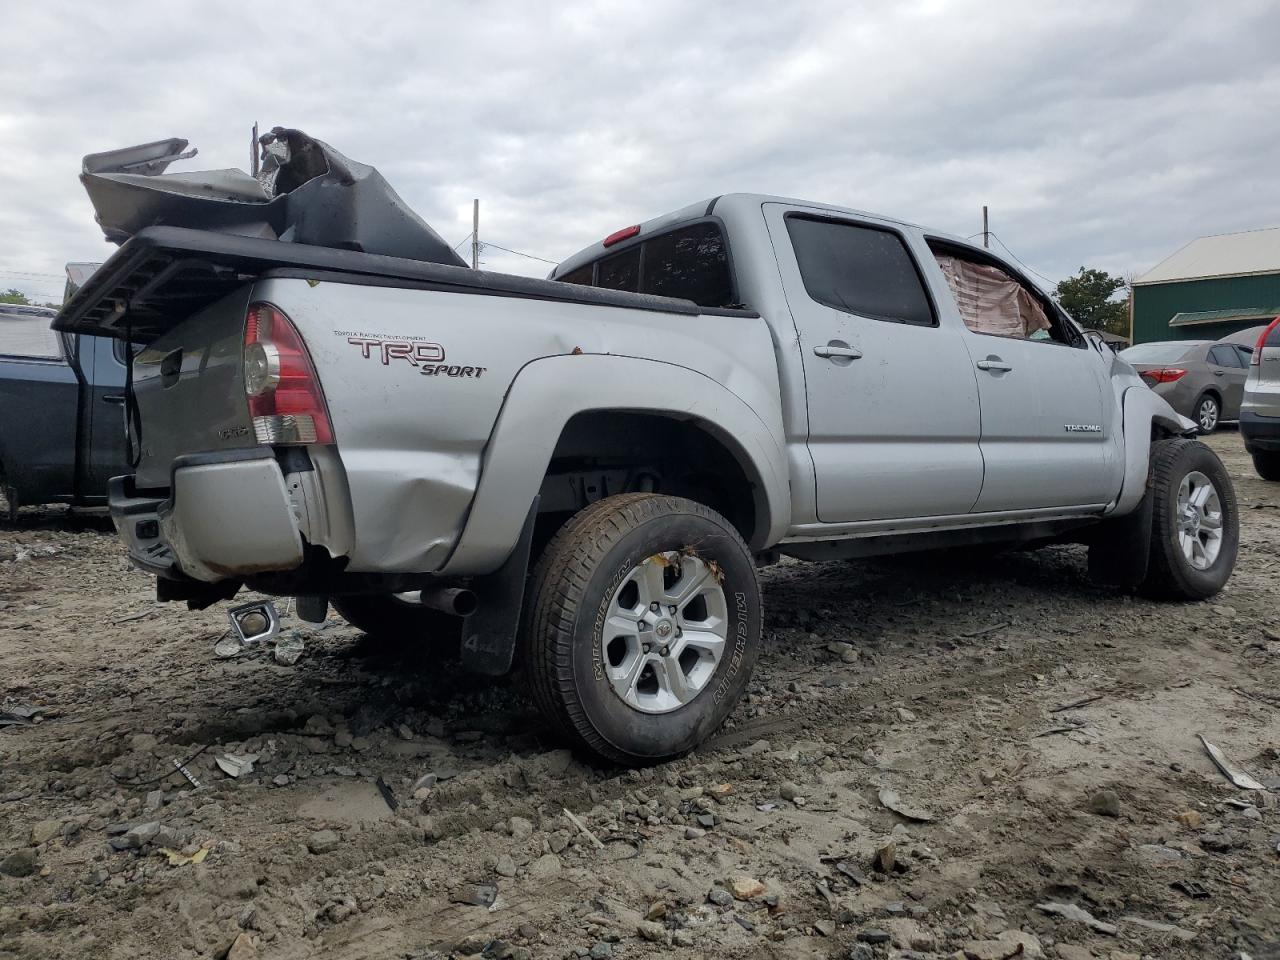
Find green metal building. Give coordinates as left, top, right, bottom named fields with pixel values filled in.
left=1131, top=226, right=1280, bottom=344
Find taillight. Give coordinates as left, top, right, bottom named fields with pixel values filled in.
left=602, top=224, right=640, bottom=247
left=1145, top=368, right=1187, bottom=384
left=243, top=303, right=334, bottom=445
left=1252, top=316, right=1280, bottom=366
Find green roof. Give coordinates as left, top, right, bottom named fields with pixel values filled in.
left=1168, top=306, right=1280, bottom=327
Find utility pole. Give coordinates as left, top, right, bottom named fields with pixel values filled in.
left=471, top=198, right=480, bottom=270
left=982, top=205, right=989, bottom=248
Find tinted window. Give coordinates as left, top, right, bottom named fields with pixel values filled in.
left=0, top=313, right=62, bottom=359
left=596, top=246, right=640, bottom=293
left=559, top=264, right=593, bottom=286
left=1120, top=342, right=1201, bottom=364
left=786, top=217, right=934, bottom=326
left=1208, top=345, right=1242, bottom=368
left=642, top=222, right=733, bottom=307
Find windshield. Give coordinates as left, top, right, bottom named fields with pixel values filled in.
left=1120, top=342, right=1200, bottom=364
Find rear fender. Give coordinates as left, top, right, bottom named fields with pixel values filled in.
left=440, top=354, right=789, bottom=575
left=1112, top=386, right=1197, bottom=515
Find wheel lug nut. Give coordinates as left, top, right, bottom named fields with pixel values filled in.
left=642, top=643, right=651, bottom=653
left=650, top=602, right=660, bottom=612
left=660, top=646, right=669, bottom=656
left=668, top=605, right=677, bottom=614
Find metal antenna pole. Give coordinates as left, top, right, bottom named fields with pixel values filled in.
left=982, top=205, right=989, bottom=249
left=251, top=122, right=260, bottom=177
left=472, top=199, right=480, bottom=269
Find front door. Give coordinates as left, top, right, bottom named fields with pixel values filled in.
left=765, top=204, right=984, bottom=522
left=925, top=244, right=1123, bottom=513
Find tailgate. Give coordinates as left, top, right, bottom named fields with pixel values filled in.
left=130, top=287, right=258, bottom=489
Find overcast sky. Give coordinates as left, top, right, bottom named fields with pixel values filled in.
left=2, top=0, right=1277, bottom=303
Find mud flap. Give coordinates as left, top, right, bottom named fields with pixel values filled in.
left=459, top=497, right=538, bottom=676
left=1087, top=490, right=1153, bottom=588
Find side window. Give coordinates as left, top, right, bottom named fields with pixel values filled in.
left=930, top=247, right=1070, bottom=344
left=1234, top=345, right=1254, bottom=366
left=1208, top=345, right=1242, bottom=368
left=558, top=264, right=593, bottom=286
left=596, top=246, right=640, bottom=293
left=0, top=313, right=62, bottom=359
left=642, top=222, right=733, bottom=307
left=785, top=216, right=935, bottom=326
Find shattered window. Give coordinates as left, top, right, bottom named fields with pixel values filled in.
left=785, top=216, right=935, bottom=327
left=931, top=252, right=1055, bottom=341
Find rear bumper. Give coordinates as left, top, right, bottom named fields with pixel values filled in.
left=1240, top=410, right=1280, bottom=452
left=109, top=449, right=305, bottom=583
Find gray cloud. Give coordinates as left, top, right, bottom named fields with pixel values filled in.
left=2, top=0, right=1277, bottom=301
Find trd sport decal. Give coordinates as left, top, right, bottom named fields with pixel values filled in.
left=336, top=332, right=488, bottom=379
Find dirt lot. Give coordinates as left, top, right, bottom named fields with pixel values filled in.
left=1, top=430, right=1278, bottom=960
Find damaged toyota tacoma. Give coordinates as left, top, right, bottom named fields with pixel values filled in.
left=55, top=128, right=1240, bottom=765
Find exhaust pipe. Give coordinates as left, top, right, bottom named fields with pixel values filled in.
left=417, top=587, right=478, bottom=617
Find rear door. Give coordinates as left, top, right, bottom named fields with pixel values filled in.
left=764, top=204, right=984, bottom=522
left=925, top=242, right=1122, bottom=513
left=1206, top=344, right=1248, bottom=418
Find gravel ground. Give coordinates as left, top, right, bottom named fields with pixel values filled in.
left=1, top=430, right=1278, bottom=960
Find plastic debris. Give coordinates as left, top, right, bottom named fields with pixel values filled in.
left=158, top=846, right=209, bottom=867
left=878, top=788, right=936, bottom=822
left=0, top=702, right=44, bottom=727
left=215, top=753, right=259, bottom=779
left=213, top=636, right=242, bottom=659
left=1199, top=735, right=1265, bottom=790
left=273, top=633, right=305, bottom=665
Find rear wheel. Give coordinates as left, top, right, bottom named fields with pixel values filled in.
left=1138, top=438, right=1238, bottom=600
left=1252, top=450, right=1280, bottom=482
left=523, top=493, right=762, bottom=766
left=330, top=594, right=461, bottom=657
left=1194, top=393, right=1220, bottom=433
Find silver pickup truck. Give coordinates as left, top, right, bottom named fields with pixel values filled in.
left=56, top=131, right=1239, bottom=765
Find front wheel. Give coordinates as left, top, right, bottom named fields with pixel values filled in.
left=523, top=494, right=762, bottom=766
left=1253, top=450, right=1280, bottom=482
left=1138, top=438, right=1239, bottom=600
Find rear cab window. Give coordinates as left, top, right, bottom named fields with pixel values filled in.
left=784, top=215, right=935, bottom=326
left=927, top=242, right=1081, bottom=347
left=554, top=220, right=737, bottom=308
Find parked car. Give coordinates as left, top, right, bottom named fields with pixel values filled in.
left=57, top=130, right=1240, bottom=765
left=0, top=276, right=127, bottom=520
left=1118, top=339, right=1251, bottom=433
left=1241, top=316, right=1280, bottom=480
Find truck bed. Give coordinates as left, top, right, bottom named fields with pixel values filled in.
left=53, top=226, right=752, bottom=344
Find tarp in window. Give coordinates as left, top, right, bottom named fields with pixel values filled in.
left=934, top=254, right=1050, bottom=339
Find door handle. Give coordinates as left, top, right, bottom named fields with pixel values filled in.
left=102, top=394, right=126, bottom=405
left=813, top=342, right=862, bottom=360
left=975, top=358, right=1013, bottom=372
left=1213, top=370, right=1225, bottom=377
